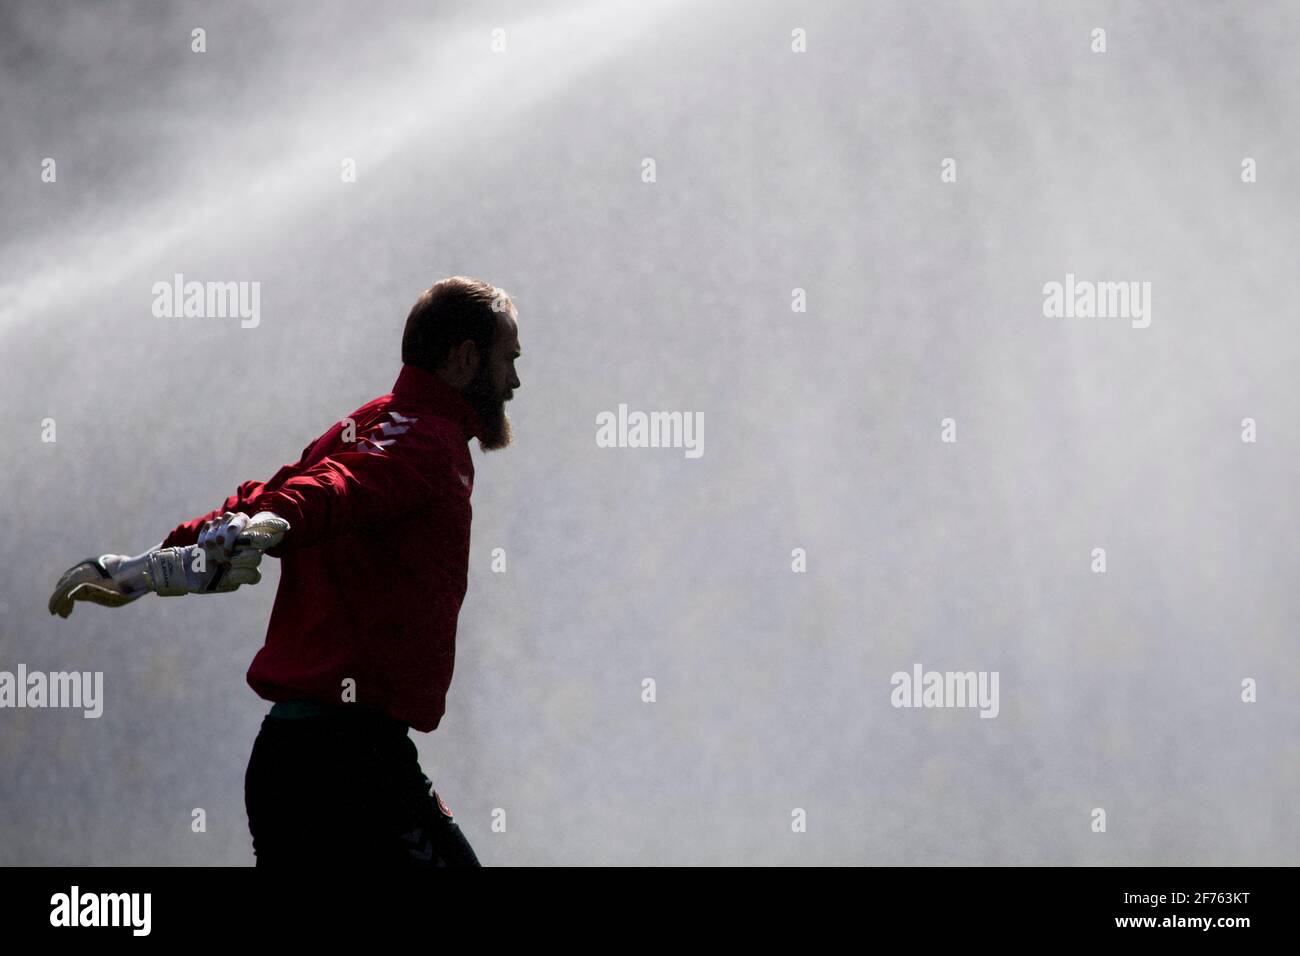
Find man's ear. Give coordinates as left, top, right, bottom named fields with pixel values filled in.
left=439, top=339, right=480, bottom=387
left=455, top=339, right=479, bottom=367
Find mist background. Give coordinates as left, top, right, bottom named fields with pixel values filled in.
left=1, top=0, right=1296, bottom=865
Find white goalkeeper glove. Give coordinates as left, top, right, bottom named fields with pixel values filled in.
left=48, top=511, right=290, bottom=617
left=145, top=510, right=289, bottom=596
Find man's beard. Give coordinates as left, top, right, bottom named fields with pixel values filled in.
left=462, top=362, right=513, bottom=452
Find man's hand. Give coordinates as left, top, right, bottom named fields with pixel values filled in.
left=198, top=510, right=288, bottom=555
left=145, top=511, right=289, bottom=596
left=48, top=554, right=152, bottom=618
left=48, top=511, right=290, bottom=616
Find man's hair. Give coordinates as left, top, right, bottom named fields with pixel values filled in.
left=401, top=276, right=514, bottom=373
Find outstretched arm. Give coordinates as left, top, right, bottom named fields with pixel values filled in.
left=222, top=424, right=461, bottom=554
left=48, top=512, right=290, bottom=618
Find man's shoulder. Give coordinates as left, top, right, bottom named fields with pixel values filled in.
left=347, top=395, right=468, bottom=464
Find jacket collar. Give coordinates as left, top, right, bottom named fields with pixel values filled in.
left=392, top=364, right=486, bottom=442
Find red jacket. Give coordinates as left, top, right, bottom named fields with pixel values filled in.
left=160, top=364, right=485, bottom=732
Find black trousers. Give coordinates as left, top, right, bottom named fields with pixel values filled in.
left=244, top=705, right=481, bottom=867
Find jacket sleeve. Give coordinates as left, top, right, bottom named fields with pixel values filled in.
left=159, top=480, right=267, bottom=548
left=157, top=440, right=317, bottom=550
left=238, top=426, right=459, bottom=555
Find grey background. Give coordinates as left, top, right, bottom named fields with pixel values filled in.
left=1, top=0, right=1296, bottom=865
